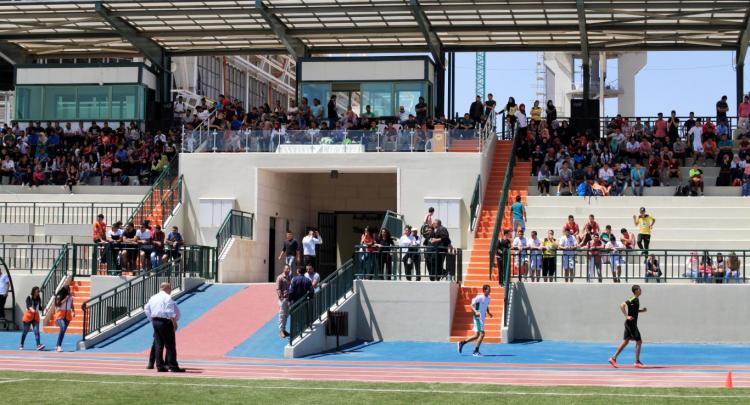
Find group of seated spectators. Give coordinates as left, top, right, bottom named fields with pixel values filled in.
left=499, top=94, right=750, bottom=197
left=0, top=120, right=180, bottom=190
left=92, top=214, right=184, bottom=275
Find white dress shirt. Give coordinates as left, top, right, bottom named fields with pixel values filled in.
left=144, top=290, right=181, bottom=321
left=302, top=235, right=322, bottom=256
left=0, top=273, right=9, bottom=295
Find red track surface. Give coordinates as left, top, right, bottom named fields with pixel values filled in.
left=0, top=351, right=747, bottom=388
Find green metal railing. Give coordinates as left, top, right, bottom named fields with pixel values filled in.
left=81, top=260, right=185, bottom=339
left=216, top=210, right=255, bottom=256
left=353, top=246, right=462, bottom=282
left=488, top=130, right=521, bottom=279
left=288, top=259, right=355, bottom=344
left=469, top=175, right=481, bottom=232
left=0, top=202, right=137, bottom=226
left=40, top=246, right=69, bottom=313
left=380, top=210, right=404, bottom=239
left=127, top=156, right=180, bottom=227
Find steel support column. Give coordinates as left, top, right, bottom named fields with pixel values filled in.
left=435, top=52, right=446, bottom=118
left=255, top=0, right=308, bottom=59
left=738, top=60, right=745, bottom=108
left=0, top=41, right=30, bottom=65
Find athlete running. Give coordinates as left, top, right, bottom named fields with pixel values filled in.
left=609, top=285, right=647, bottom=368
left=457, top=284, right=493, bottom=357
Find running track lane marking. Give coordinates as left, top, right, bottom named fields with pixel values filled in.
left=12, top=377, right=750, bottom=399
left=0, top=379, right=29, bottom=384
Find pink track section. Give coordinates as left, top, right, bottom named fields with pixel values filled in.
left=171, top=283, right=278, bottom=358
left=0, top=354, right=748, bottom=388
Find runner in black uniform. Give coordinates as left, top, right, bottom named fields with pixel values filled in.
left=608, top=285, right=647, bottom=368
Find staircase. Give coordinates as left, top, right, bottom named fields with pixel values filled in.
left=43, top=279, right=91, bottom=335
left=128, top=160, right=180, bottom=228
left=450, top=141, right=531, bottom=343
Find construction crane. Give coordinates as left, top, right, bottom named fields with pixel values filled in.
left=475, top=52, right=486, bottom=98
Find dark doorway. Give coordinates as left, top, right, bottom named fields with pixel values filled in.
left=268, top=216, right=276, bottom=282
left=317, top=212, right=337, bottom=278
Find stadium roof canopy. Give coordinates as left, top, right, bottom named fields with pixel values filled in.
left=1, top=0, right=750, bottom=66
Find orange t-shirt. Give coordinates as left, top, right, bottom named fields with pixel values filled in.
left=93, top=221, right=107, bottom=242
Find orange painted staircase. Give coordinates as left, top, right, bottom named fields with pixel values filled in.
left=449, top=141, right=531, bottom=343
left=43, top=279, right=91, bottom=335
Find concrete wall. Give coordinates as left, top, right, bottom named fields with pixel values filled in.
left=508, top=283, right=750, bottom=343
left=180, top=152, right=480, bottom=280
left=284, top=292, right=360, bottom=358
left=357, top=280, right=458, bottom=342
left=218, top=239, right=261, bottom=283
left=90, top=275, right=137, bottom=296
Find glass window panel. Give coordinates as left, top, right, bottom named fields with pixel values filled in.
left=395, top=82, right=426, bottom=116
left=361, top=82, right=393, bottom=116
left=301, top=83, right=331, bottom=106
left=77, top=86, right=110, bottom=120
left=15, top=86, right=43, bottom=121
left=43, top=86, right=77, bottom=120
left=111, top=85, right=138, bottom=121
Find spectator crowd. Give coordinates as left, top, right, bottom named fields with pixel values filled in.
left=0, top=120, right=180, bottom=190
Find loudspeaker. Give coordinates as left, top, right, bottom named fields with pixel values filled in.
left=570, top=99, right=600, bottom=139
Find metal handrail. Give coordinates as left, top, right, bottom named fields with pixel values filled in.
left=288, top=259, right=355, bottom=344
left=39, top=246, right=68, bottom=315
left=216, top=209, right=255, bottom=256
left=488, top=132, right=521, bottom=279
left=352, top=245, right=462, bottom=282
left=126, top=155, right=179, bottom=226
left=0, top=202, right=137, bottom=226
left=469, top=175, right=481, bottom=232
left=81, top=260, right=185, bottom=340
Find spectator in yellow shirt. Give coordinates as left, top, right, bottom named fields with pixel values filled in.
left=633, top=207, right=655, bottom=252
left=530, top=100, right=542, bottom=123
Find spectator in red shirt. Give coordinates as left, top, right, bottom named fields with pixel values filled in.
left=738, top=95, right=750, bottom=139
left=653, top=113, right=667, bottom=139
left=563, top=215, right=580, bottom=241
left=585, top=214, right=600, bottom=235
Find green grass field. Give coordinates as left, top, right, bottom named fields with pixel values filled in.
left=1, top=370, right=748, bottom=404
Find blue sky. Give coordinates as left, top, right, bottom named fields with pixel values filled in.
left=451, top=51, right=749, bottom=118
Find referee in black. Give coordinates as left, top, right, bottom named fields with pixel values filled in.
left=608, top=285, right=647, bottom=368
left=144, top=282, right=185, bottom=372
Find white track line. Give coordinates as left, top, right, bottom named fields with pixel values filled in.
left=0, top=379, right=29, bottom=384
left=12, top=377, right=750, bottom=399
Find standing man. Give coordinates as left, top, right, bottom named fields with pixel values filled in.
left=510, top=195, right=526, bottom=237
left=738, top=95, right=750, bottom=139
left=276, top=265, right=291, bottom=338
left=173, top=95, right=187, bottom=125
left=301, top=229, right=323, bottom=267
left=560, top=228, right=578, bottom=283
left=0, top=267, right=9, bottom=320
left=457, top=284, right=493, bottom=357
left=494, top=229, right=512, bottom=286
left=304, top=263, right=320, bottom=291
left=484, top=93, right=497, bottom=118
left=288, top=267, right=313, bottom=305
left=398, top=226, right=418, bottom=281
left=633, top=207, right=655, bottom=252
left=469, top=95, right=484, bottom=124
left=144, top=282, right=185, bottom=372
left=92, top=213, right=107, bottom=243
left=278, top=231, right=300, bottom=271
left=415, top=96, right=428, bottom=126
left=716, top=95, right=729, bottom=124
left=609, top=285, right=648, bottom=368
left=327, top=95, right=338, bottom=129
left=514, top=103, right=528, bottom=139
left=429, top=219, right=451, bottom=281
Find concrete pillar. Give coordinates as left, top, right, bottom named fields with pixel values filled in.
left=582, top=62, right=590, bottom=102
left=435, top=52, right=446, bottom=117
left=617, top=52, right=647, bottom=117
left=737, top=62, right=745, bottom=109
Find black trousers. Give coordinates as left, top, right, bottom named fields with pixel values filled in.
left=637, top=234, right=651, bottom=251
left=0, top=294, right=6, bottom=318
left=152, top=318, right=178, bottom=370
left=148, top=331, right=163, bottom=368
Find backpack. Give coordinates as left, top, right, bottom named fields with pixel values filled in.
left=674, top=184, right=689, bottom=196
left=576, top=182, right=591, bottom=197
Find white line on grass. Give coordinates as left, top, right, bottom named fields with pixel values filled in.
left=0, top=379, right=29, bottom=384
left=18, top=377, right=750, bottom=399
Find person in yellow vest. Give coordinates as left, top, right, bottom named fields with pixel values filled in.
left=530, top=100, right=543, bottom=123
left=54, top=276, right=75, bottom=352
left=20, top=286, right=45, bottom=351
left=633, top=207, right=655, bottom=253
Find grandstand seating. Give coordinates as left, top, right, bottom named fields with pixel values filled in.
left=450, top=141, right=531, bottom=343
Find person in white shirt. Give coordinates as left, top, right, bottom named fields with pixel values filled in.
left=398, top=226, right=419, bottom=281
left=528, top=231, right=543, bottom=282
left=512, top=230, right=529, bottom=281
left=173, top=96, right=186, bottom=123
left=0, top=268, right=9, bottom=320
left=689, top=118, right=704, bottom=164
left=456, top=284, right=493, bottom=357
left=144, top=282, right=184, bottom=372
left=1, top=155, right=15, bottom=185
left=304, top=263, right=321, bottom=291
left=514, top=104, right=528, bottom=138
left=598, top=163, right=614, bottom=183
left=301, top=229, right=323, bottom=267
left=135, top=222, right=153, bottom=274
left=398, top=106, right=409, bottom=123
left=606, top=238, right=624, bottom=283
left=559, top=229, right=578, bottom=283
